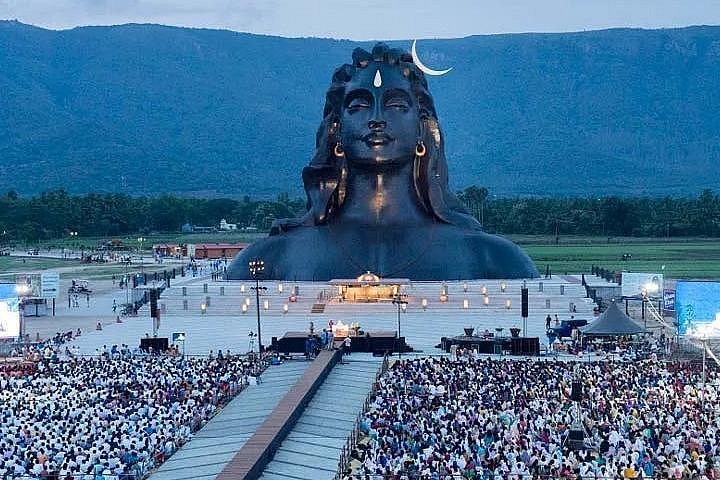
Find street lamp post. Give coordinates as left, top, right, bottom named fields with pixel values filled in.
left=392, top=293, right=408, bottom=358
left=137, top=237, right=145, bottom=274
left=641, top=281, right=660, bottom=339
left=641, top=289, right=648, bottom=336
left=69, top=231, right=78, bottom=258
left=124, top=257, right=130, bottom=307
left=249, top=259, right=266, bottom=352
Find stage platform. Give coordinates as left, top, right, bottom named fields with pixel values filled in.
left=441, top=335, right=540, bottom=356
left=271, top=330, right=409, bottom=355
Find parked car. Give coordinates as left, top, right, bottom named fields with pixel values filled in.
left=68, top=279, right=92, bottom=294
left=550, top=319, right=588, bottom=338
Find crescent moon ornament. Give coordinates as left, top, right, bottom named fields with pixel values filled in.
left=411, top=40, right=453, bottom=76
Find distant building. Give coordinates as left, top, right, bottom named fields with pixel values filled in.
left=191, top=226, right=216, bottom=234
left=188, top=243, right=248, bottom=260
left=153, top=244, right=186, bottom=257
left=180, top=222, right=216, bottom=233
left=219, top=219, right=238, bottom=231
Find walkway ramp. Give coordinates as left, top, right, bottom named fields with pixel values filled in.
left=150, top=360, right=309, bottom=480
left=258, top=356, right=382, bottom=480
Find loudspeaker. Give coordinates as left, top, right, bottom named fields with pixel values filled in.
left=510, top=337, right=540, bottom=356
left=150, top=289, right=158, bottom=319
left=521, top=288, right=529, bottom=318
left=140, top=337, right=168, bottom=352
left=571, top=381, right=582, bottom=401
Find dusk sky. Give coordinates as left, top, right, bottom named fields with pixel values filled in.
left=1, top=0, right=720, bottom=39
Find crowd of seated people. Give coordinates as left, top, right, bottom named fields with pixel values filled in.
left=345, top=351, right=719, bottom=479
left=0, top=352, right=265, bottom=479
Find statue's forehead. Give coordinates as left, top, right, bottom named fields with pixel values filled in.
left=344, top=62, right=412, bottom=94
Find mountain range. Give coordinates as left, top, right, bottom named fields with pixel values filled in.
left=1, top=21, right=719, bottom=197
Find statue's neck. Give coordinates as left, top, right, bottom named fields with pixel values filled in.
left=335, top=159, right=431, bottom=227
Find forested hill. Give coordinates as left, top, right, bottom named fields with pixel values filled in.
left=1, top=21, right=719, bottom=197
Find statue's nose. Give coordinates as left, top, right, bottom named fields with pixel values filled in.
left=368, top=119, right=386, bottom=131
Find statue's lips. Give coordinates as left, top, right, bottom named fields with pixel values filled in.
left=363, top=133, right=392, bottom=146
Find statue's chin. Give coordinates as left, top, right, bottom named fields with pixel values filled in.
left=347, top=154, right=415, bottom=170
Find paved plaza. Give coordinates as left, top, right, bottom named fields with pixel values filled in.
left=57, top=273, right=595, bottom=356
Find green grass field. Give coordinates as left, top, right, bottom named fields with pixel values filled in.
left=0, top=256, right=172, bottom=281
left=524, top=241, right=720, bottom=279
left=27, top=232, right=265, bottom=250
left=0, top=257, right=79, bottom=279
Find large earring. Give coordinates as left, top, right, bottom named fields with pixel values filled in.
left=334, top=142, right=345, bottom=158
left=415, top=140, right=426, bottom=157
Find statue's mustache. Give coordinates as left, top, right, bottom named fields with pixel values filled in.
left=361, top=132, right=393, bottom=143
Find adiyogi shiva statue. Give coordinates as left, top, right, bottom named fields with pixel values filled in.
left=227, top=43, right=538, bottom=281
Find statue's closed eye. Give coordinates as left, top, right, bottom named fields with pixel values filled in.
left=385, top=99, right=409, bottom=111
left=347, top=98, right=370, bottom=112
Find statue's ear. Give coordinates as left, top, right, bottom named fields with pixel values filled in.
left=302, top=165, right=340, bottom=225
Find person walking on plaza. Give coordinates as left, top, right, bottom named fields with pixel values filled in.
left=343, top=336, right=351, bottom=357
left=545, top=314, right=552, bottom=330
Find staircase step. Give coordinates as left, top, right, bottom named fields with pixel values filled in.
left=310, top=303, right=326, bottom=313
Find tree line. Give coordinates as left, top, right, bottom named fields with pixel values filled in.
left=456, top=187, right=720, bottom=238
left=0, top=188, right=718, bottom=242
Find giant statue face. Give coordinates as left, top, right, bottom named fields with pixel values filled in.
left=340, top=63, right=419, bottom=169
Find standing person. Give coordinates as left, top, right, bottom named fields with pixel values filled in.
left=545, top=315, right=552, bottom=330
left=320, top=329, right=328, bottom=349
left=326, top=329, right=334, bottom=350
left=343, top=336, right=351, bottom=357
left=112, top=299, right=117, bottom=313
left=304, top=336, right=312, bottom=360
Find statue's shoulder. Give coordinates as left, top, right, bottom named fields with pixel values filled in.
left=461, top=230, right=539, bottom=279
left=246, top=226, right=323, bottom=257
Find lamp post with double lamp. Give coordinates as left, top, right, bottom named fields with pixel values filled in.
left=249, top=259, right=267, bottom=353
left=69, top=231, right=78, bottom=258
left=137, top=237, right=145, bottom=274
left=392, top=293, right=408, bottom=358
